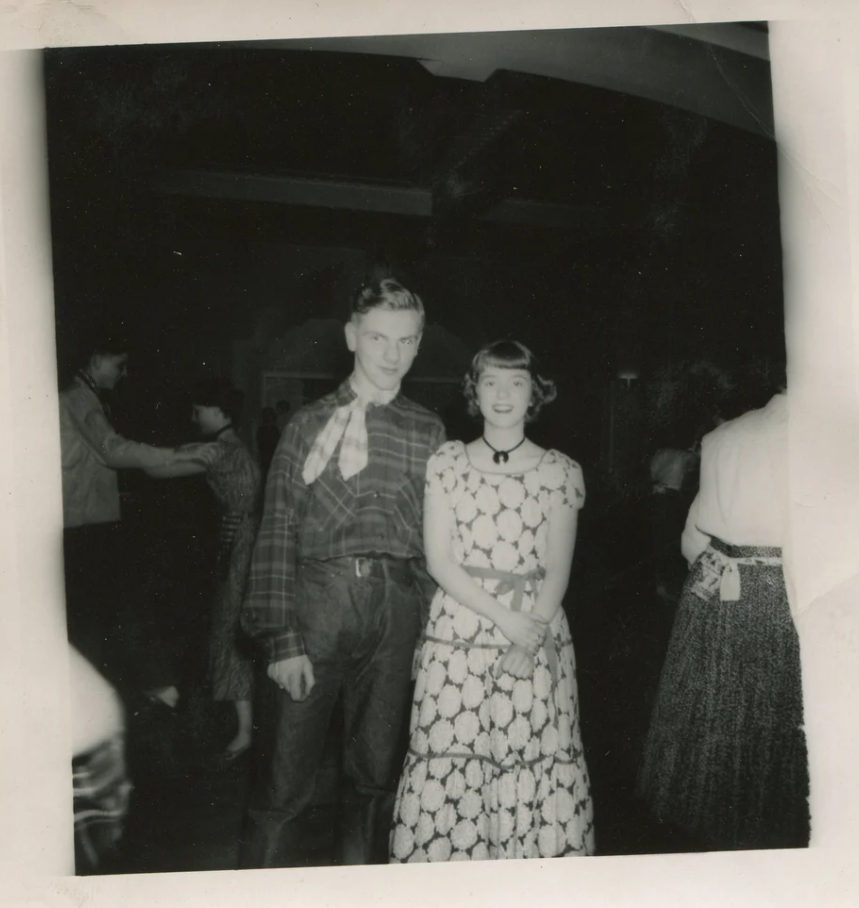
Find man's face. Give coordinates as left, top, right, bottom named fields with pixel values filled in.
left=89, top=353, right=128, bottom=390
left=345, top=307, right=423, bottom=395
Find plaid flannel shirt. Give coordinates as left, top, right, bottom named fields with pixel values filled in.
left=242, top=379, right=446, bottom=663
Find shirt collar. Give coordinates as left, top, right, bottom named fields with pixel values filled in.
left=335, top=376, right=402, bottom=409
left=75, top=370, right=111, bottom=417
left=76, top=369, right=102, bottom=399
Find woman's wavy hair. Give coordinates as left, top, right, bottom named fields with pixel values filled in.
left=462, top=340, right=557, bottom=423
left=192, top=378, right=245, bottom=424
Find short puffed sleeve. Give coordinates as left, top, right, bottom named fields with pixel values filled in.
left=425, top=440, right=465, bottom=498
left=547, top=450, right=586, bottom=510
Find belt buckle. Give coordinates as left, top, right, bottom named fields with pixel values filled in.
left=354, top=556, right=371, bottom=579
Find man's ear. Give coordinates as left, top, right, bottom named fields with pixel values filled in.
left=344, top=319, right=358, bottom=352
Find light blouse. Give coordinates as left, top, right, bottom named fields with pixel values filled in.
left=681, top=393, right=789, bottom=563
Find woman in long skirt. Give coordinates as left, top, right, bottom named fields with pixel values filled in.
left=390, top=340, right=594, bottom=862
left=637, top=390, right=810, bottom=850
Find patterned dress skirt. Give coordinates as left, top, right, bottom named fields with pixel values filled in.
left=637, top=537, right=810, bottom=850
left=390, top=568, right=595, bottom=862
left=208, top=512, right=258, bottom=702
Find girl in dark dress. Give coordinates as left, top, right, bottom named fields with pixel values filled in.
left=146, top=381, right=262, bottom=762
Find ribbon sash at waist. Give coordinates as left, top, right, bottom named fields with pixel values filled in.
left=461, top=564, right=558, bottom=686
left=690, top=537, right=782, bottom=603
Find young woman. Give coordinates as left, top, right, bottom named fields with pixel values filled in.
left=390, top=340, right=594, bottom=862
left=637, top=388, right=809, bottom=851
left=146, top=380, right=262, bottom=764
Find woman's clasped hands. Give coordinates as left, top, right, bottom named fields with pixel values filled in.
left=495, top=608, right=548, bottom=679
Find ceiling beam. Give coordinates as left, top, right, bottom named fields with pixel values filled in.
left=235, top=25, right=773, bottom=138
left=152, top=169, right=609, bottom=230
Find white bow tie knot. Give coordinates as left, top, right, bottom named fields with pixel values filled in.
left=301, top=380, right=396, bottom=484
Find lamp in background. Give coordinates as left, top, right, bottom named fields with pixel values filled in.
left=617, top=367, right=639, bottom=389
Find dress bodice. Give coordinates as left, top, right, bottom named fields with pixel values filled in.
left=197, top=430, right=262, bottom=514
left=428, top=440, right=585, bottom=575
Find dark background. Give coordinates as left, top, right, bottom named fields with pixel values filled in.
left=44, top=26, right=784, bottom=465
left=48, top=25, right=786, bottom=867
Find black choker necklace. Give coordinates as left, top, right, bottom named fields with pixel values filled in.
left=483, top=435, right=525, bottom=465
left=213, top=424, right=233, bottom=440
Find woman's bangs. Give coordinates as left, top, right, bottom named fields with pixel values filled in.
left=478, top=350, right=531, bottom=375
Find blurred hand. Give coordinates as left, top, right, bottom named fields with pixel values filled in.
left=268, top=655, right=315, bottom=702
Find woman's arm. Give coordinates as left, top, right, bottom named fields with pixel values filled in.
left=424, top=487, right=546, bottom=650
left=144, top=441, right=214, bottom=478
left=144, top=461, right=207, bottom=479
left=496, top=482, right=580, bottom=678
left=530, top=501, right=578, bottom=625
left=680, top=493, right=710, bottom=564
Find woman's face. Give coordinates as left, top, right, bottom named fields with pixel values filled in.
left=476, top=366, right=533, bottom=430
left=192, top=404, right=227, bottom=436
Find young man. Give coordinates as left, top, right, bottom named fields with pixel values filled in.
left=240, top=279, right=446, bottom=868
left=59, top=337, right=198, bottom=684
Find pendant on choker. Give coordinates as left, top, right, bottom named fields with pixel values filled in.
left=482, top=436, right=525, bottom=465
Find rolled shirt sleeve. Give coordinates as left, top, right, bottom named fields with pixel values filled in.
left=241, top=419, right=307, bottom=663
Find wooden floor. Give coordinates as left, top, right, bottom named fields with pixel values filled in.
left=99, top=585, right=703, bottom=877
left=112, top=696, right=345, bottom=874
left=86, top=493, right=708, bottom=875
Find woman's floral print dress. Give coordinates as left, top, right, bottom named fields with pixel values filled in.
left=390, top=441, right=594, bottom=862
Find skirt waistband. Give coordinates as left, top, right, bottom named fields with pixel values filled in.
left=691, top=538, right=783, bottom=603
left=709, top=537, right=782, bottom=560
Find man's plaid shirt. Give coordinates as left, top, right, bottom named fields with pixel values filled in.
left=242, top=379, right=446, bottom=663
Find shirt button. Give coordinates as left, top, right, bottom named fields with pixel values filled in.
left=373, top=492, right=379, bottom=498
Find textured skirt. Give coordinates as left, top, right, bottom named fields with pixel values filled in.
left=637, top=538, right=810, bottom=850
left=208, top=513, right=258, bottom=702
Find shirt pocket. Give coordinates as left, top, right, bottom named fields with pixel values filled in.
left=306, top=476, right=354, bottom=537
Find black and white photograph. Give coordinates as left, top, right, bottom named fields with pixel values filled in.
left=2, top=1, right=859, bottom=906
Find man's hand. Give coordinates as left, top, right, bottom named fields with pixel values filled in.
left=268, top=655, right=315, bottom=702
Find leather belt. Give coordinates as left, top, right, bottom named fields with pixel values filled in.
left=307, top=555, right=415, bottom=582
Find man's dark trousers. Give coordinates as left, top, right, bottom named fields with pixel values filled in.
left=239, top=555, right=421, bottom=868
